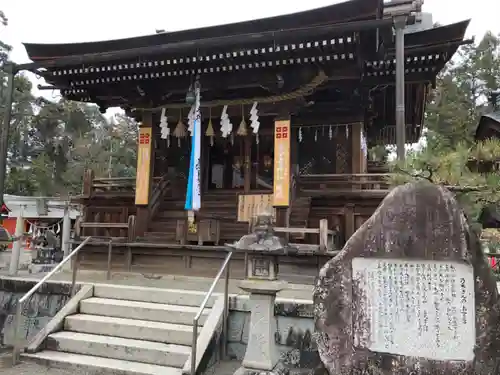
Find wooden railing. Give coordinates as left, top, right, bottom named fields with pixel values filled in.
left=82, top=169, right=161, bottom=198
left=149, top=174, right=171, bottom=221
left=275, top=219, right=335, bottom=252
left=298, top=173, right=391, bottom=194
left=77, top=215, right=136, bottom=241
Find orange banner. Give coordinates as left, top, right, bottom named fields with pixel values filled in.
left=273, top=120, right=291, bottom=207
left=135, top=127, right=153, bottom=205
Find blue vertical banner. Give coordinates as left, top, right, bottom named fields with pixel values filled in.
left=184, top=83, right=202, bottom=211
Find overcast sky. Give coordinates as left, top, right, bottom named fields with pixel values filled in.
left=1, top=0, right=499, bottom=105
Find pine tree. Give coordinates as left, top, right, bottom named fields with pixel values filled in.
left=392, top=32, right=500, bottom=226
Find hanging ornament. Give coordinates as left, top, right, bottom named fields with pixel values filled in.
left=256, top=134, right=259, bottom=145
left=237, top=105, right=248, bottom=136
left=329, top=125, right=333, bottom=140
left=159, top=108, right=170, bottom=144
left=314, top=129, right=318, bottom=142
left=187, top=105, right=195, bottom=136
left=230, top=133, right=234, bottom=145
left=346, top=125, right=349, bottom=139
left=249, top=102, right=260, bottom=134
left=205, top=108, right=215, bottom=146
left=361, top=128, right=368, bottom=157
left=220, top=105, right=232, bottom=138
left=298, top=127, right=303, bottom=143
left=173, top=109, right=187, bottom=147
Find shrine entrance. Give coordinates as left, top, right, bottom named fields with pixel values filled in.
left=206, top=136, right=244, bottom=190
left=205, top=131, right=275, bottom=192
left=251, top=132, right=274, bottom=191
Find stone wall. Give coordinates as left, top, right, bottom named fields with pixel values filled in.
left=0, top=278, right=78, bottom=347
left=226, top=296, right=320, bottom=374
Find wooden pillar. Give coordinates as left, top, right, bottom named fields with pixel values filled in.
left=244, top=134, right=252, bottom=192
left=290, top=126, right=299, bottom=190
left=335, top=127, right=349, bottom=174
left=135, top=112, right=154, bottom=238
left=350, top=123, right=368, bottom=174
left=351, top=123, right=362, bottom=174
left=273, top=118, right=291, bottom=228
left=344, top=203, right=355, bottom=242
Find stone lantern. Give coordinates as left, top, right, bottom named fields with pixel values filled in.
left=227, top=212, right=288, bottom=375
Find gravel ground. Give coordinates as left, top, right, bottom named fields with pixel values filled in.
left=0, top=358, right=242, bottom=375
left=0, top=354, right=95, bottom=375
left=0, top=362, right=84, bottom=375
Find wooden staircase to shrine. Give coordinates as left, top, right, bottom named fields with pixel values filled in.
left=143, top=192, right=314, bottom=246
left=144, top=191, right=249, bottom=245
left=288, top=196, right=313, bottom=241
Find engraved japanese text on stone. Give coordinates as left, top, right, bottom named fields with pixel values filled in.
left=352, top=258, right=475, bottom=361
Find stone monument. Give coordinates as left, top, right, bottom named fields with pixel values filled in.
left=228, top=213, right=288, bottom=375
left=314, top=182, right=500, bottom=375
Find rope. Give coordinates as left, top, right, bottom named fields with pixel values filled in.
left=133, top=70, right=328, bottom=112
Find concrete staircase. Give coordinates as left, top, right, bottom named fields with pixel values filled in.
left=23, top=284, right=222, bottom=375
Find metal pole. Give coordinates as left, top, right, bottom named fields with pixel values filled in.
left=191, top=321, right=198, bottom=375
left=0, top=63, right=16, bottom=205
left=222, top=259, right=230, bottom=359
left=71, top=251, right=79, bottom=297
left=394, top=16, right=407, bottom=162
left=106, top=239, right=113, bottom=280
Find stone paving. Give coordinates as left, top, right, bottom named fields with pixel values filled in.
left=0, top=268, right=314, bottom=301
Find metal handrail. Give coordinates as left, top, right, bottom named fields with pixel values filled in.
left=12, top=236, right=92, bottom=365
left=191, top=251, right=233, bottom=375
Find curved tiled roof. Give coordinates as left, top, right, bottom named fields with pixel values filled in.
left=24, top=0, right=382, bottom=60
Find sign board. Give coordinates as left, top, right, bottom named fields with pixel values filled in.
left=237, top=194, right=276, bottom=222
left=135, top=127, right=153, bottom=205
left=273, top=120, right=290, bottom=207
left=352, top=258, right=475, bottom=361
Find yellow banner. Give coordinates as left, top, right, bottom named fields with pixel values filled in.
left=135, top=127, right=153, bottom=205
left=273, top=120, right=291, bottom=207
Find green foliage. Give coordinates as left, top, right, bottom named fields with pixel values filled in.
left=393, top=31, right=500, bottom=224
left=0, top=9, right=138, bottom=197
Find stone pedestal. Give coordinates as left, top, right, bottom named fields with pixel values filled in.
left=228, top=213, right=290, bottom=375
left=234, top=279, right=287, bottom=375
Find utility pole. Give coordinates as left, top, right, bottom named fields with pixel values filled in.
left=0, top=63, right=16, bottom=206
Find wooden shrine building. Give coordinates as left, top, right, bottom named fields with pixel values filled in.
left=20, top=0, right=469, bottom=281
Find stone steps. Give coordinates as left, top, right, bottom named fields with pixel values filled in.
left=23, top=350, right=182, bottom=375
left=64, top=314, right=194, bottom=346
left=46, top=332, right=190, bottom=367
left=80, top=297, right=210, bottom=325
left=94, top=284, right=217, bottom=307
left=22, top=285, right=224, bottom=375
